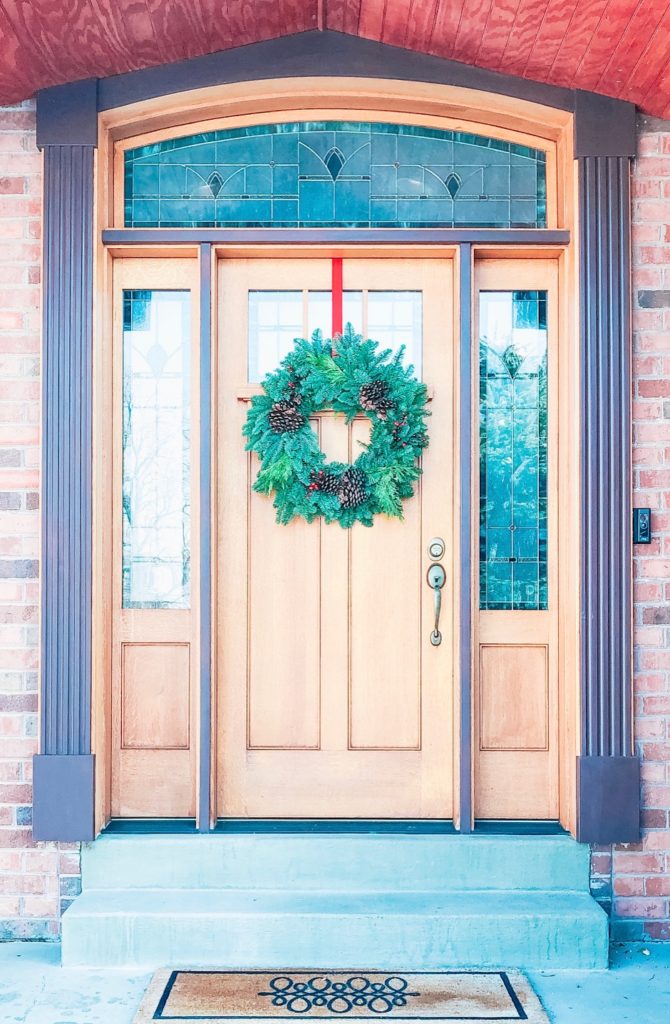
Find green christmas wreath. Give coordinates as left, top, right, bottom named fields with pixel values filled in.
left=243, top=325, right=429, bottom=528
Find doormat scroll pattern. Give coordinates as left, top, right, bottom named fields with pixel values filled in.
left=133, top=970, right=549, bottom=1023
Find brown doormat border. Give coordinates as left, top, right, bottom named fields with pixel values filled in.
left=135, top=969, right=548, bottom=1023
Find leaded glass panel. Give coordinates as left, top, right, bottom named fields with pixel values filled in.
left=307, top=291, right=364, bottom=339
left=122, top=290, right=191, bottom=608
left=367, top=292, right=422, bottom=376
left=248, top=291, right=303, bottom=383
left=479, top=290, right=548, bottom=611
left=124, top=122, right=547, bottom=229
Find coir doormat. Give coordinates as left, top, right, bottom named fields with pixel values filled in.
left=133, top=970, right=549, bottom=1023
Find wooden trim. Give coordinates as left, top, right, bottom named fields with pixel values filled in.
left=100, top=69, right=574, bottom=146
left=106, top=85, right=567, bottom=233
left=113, top=104, right=561, bottom=158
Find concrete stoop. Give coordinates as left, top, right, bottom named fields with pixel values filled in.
left=62, top=833, right=609, bottom=969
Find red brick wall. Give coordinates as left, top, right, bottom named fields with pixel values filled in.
left=601, top=113, right=670, bottom=942
left=0, top=103, right=668, bottom=941
left=0, top=100, right=80, bottom=939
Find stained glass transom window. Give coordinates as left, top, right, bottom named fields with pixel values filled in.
left=479, top=291, right=548, bottom=611
left=124, top=121, right=547, bottom=228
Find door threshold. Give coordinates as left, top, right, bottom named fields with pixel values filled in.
left=213, top=819, right=458, bottom=834
left=474, top=820, right=567, bottom=835
left=101, top=818, right=566, bottom=836
left=102, top=818, right=197, bottom=835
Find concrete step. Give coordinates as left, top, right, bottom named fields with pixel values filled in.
left=61, top=887, right=609, bottom=970
left=81, top=833, right=590, bottom=893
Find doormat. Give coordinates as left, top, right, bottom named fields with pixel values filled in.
left=133, top=970, right=549, bottom=1023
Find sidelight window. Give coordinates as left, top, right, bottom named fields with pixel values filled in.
left=121, top=289, right=192, bottom=608
left=479, top=290, right=548, bottom=611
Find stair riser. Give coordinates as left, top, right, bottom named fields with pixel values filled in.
left=82, top=836, right=591, bottom=893
left=62, top=911, right=608, bottom=970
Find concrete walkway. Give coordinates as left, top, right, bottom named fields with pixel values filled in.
left=0, top=942, right=668, bottom=1024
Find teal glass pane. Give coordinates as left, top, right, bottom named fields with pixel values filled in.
left=479, top=290, right=548, bottom=611
left=124, top=122, right=547, bottom=228
left=122, top=290, right=191, bottom=608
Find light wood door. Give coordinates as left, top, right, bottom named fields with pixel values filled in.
left=474, top=259, right=560, bottom=820
left=217, top=258, right=455, bottom=818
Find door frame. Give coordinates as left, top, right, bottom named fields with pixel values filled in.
left=97, top=241, right=578, bottom=833
left=33, top=55, right=639, bottom=845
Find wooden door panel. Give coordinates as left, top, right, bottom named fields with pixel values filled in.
left=349, top=488, right=422, bottom=751
left=248, top=461, right=321, bottom=750
left=217, top=257, right=455, bottom=819
left=479, top=644, right=548, bottom=751
left=121, top=642, right=191, bottom=749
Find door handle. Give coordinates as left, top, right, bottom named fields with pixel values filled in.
left=427, top=563, right=446, bottom=646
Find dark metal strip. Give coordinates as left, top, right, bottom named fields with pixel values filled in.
left=102, top=228, right=570, bottom=246
left=458, top=243, right=473, bottom=833
left=198, top=243, right=213, bottom=832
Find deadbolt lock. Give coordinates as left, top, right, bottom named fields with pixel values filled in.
left=428, top=537, right=445, bottom=559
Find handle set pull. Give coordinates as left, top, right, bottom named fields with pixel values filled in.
left=427, top=562, right=446, bottom=646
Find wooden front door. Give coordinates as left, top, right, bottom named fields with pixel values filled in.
left=216, top=257, right=456, bottom=818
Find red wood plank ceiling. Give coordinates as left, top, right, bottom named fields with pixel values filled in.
left=1, top=1, right=670, bottom=117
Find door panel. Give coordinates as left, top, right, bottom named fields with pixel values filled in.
left=247, top=488, right=321, bottom=750
left=349, top=491, right=422, bottom=751
left=217, top=258, right=455, bottom=818
left=474, top=260, right=559, bottom=820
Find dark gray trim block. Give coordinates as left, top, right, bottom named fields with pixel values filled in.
left=578, top=153, right=638, bottom=843
left=574, top=91, right=636, bottom=158
left=36, top=79, right=98, bottom=148
left=32, top=755, right=95, bottom=842
left=577, top=755, right=640, bottom=844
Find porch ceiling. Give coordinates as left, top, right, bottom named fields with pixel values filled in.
left=1, top=1, right=670, bottom=118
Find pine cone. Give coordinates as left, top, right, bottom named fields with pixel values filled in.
left=338, top=468, right=368, bottom=509
left=268, top=401, right=305, bottom=434
left=309, top=470, right=341, bottom=495
left=359, top=380, right=395, bottom=417
left=408, top=431, right=428, bottom=449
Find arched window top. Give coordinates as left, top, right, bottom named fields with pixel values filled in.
left=124, top=120, right=547, bottom=229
